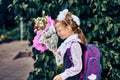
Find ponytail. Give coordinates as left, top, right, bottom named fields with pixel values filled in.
left=74, top=27, right=87, bottom=45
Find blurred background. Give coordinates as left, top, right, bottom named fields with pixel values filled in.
left=0, top=0, right=29, bottom=42
left=0, top=0, right=120, bottom=80
left=0, top=0, right=34, bottom=80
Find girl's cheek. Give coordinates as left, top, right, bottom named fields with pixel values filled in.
left=57, top=33, right=63, bottom=39
left=57, top=32, right=61, bottom=36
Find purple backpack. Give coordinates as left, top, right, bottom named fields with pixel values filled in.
left=67, top=43, right=102, bottom=80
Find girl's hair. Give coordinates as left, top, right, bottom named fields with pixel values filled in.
left=56, top=12, right=87, bottom=45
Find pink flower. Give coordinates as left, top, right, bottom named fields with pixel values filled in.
left=33, top=30, right=48, bottom=52
left=33, top=26, right=38, bottom=29
left=33, top=16, right=55, bottom=53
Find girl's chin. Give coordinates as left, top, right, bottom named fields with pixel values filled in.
left=60, top=37, right=66, bottom=40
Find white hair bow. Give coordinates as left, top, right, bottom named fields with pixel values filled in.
left=56, top=9, right=68, bottom=21
left=71, top=15, right=80, bottom=26
left=57, top=9, right=80, bottom=26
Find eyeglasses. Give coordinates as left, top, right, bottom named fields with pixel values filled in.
left=56, top=27, right=67, bottom=33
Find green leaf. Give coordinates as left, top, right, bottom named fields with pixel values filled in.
left=98, top=18, right=104, bottom=25
left=94, top=25, right=99, bottom=31
left=101, top=3, right=106, bottom=11
left=41, top=54, right=45, bottom=60
left=73, top=0, right=78, bottom=3
left=22, top=3, right=28, bottom=10
left=117, top=36, right=120, bottom=42
left=107, top=24, right=113, bottom=31
left=86, top=33, right=92, bottom=42
left=13, top=0, right=18, bottom=5
left=87, top=21, right=91, bottom=27
left=93, top=8, right=97, bottom=13
left=114, top=24, right=119, bottom=35
left=68, top=0, right=74, bottom=7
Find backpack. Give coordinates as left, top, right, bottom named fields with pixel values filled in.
left=67, top=42, right=102, bottom=80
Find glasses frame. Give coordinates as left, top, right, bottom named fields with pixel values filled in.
left=56, top=26, right=67, bottom=33
left=56, top=20, right=70, bottom=33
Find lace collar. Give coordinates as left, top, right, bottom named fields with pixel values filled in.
left=57, top=34, right=81, bottom=57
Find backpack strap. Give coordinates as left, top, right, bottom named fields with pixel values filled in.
left=80, top=44, right=88, bottom=78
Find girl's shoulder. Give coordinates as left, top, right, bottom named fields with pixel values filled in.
left=71, top=41, right=81, bottom=49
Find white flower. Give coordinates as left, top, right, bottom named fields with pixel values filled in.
left=56, top=9, right=68, bottom=21
left=71, top=15, right=80, bottom=26
left=39, top=23, right=58, bottom=52
left=46, top=34, right=58, bottom=51
left=88, top=73, right=97, bottom=80
left=38, top=21, right=44, bottom=27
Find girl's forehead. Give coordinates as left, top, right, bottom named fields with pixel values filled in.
left=55, top=22, right=64, bottom=28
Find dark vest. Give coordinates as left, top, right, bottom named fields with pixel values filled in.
left=63, top=48, right=81, bottom=80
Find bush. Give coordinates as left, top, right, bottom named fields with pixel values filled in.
left=0, top=27, right=20, bottom=43
left=8, top=0, right=120, bottom=80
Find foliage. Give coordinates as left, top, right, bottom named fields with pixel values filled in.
left=0, top=27, right=20, bottom=43
left=7, top=0, right=120, bottom=80
left=0, top=0, right=15, bottom=30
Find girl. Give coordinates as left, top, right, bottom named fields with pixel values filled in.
left=53, top=9, right=87, bottom=80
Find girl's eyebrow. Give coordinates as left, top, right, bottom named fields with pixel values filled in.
left=55, top=26, right=67, bottom=33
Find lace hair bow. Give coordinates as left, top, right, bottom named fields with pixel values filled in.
left=57, top=9, right=80, bottom=26
left=56, top=9, right=68, bottom=21
left=72, top=15, right=80, bottom=26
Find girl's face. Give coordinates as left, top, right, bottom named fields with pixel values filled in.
left=55, top=22, right=74, bottom=39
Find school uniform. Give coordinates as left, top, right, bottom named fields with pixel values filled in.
left=55, top=34, right=83, bottom=80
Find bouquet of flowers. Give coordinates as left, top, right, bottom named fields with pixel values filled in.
left=33, top=16, right=58, bottom=53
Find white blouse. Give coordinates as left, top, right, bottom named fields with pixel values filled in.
left=55, top=34, right=83, bottom=80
